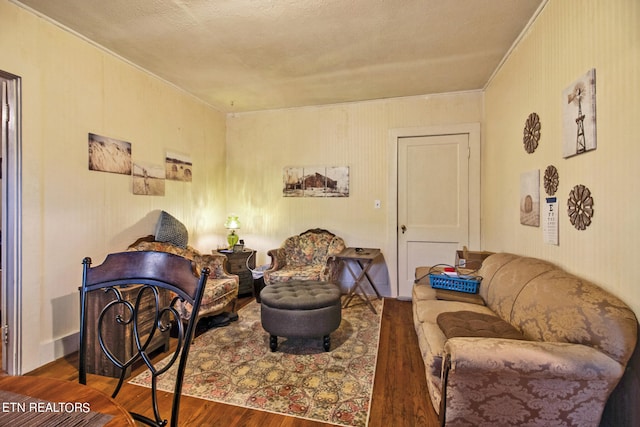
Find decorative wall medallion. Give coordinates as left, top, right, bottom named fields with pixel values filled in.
left=567, top=184, right=594, bottom=230
left=523, top=112, right=541, bottom=153
left=544, top=165, right=559, bottom=195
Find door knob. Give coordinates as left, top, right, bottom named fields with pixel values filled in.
left=401, top=225, right=407, bottom=234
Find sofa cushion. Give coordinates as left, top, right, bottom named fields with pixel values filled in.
left=512, top=269, right=639, bottom=365
left=414, top=299, right=493, bottom=324
left=435, top=289, right=485, bottom=305
left=480, top=255, right=556, bottom=322
left=155, top=211, right=188, bottom=248
left=412, top=283, right=437, bottom=301
left=437, top=310, right=526, bottom=340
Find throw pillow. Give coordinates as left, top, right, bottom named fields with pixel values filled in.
left=436, top=310, right=526, bottom=340
left=154, top=211, right=188, bottom=248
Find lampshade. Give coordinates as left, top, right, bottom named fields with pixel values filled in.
left=224, top=215, right=240, bottom=230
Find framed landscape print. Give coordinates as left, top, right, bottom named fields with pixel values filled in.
left=88, top=133, right=132, bottom=175
left=165, top=151, right=193, bottom=182
left=133, top=162, right=165, bottom=196
left=283, top=166, right=349, bottom=197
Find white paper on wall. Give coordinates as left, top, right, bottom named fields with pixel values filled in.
left=543, top=197, right=559, bottom=245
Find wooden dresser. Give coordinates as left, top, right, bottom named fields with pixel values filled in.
left=83, top=285, right=170, bottom=378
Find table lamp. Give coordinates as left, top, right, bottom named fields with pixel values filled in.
left=224, top=214, right=240, bottom=248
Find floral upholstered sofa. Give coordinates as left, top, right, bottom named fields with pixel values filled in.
left=412, top=253, right=638, bottom=426
left=128, top=237, right=238, bottom=325
left=263, top=228, right=346, bottom=285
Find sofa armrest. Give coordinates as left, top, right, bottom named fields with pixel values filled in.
left=444, top=337, right=623, bottom=380
left=325, top=256, right=343, bottom=282
left=266, top=248, right=286, bottom=271
left=196, top=253, right=237, bottom=280
left=441, top=337, right=624, bottom=426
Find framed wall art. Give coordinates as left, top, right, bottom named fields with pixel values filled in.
left=520, top=169, right=540, bottom=227
left=88, top=133, right=132, bottom=175
left=165, top=151, right=193, bottom=182
left=283, top=166, right=349, bottom=198
left=132, top=162, right=165, bottom=196
left=562, top=69, right=597, bottom=158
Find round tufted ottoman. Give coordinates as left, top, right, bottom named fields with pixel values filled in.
left=260, top=280, right=342, bottom=352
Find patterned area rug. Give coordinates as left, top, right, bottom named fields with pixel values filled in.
left=130, top=298, right=383, bottom=427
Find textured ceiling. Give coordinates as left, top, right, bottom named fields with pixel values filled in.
left=14, top=0, right=544, bottom=113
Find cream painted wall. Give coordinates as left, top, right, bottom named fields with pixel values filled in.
left=1, top=1, right=228, bottom=372
left=226, top=92, right=483, bottom=296
left=11, top=0, right=632, bottom=373
left=483, top=0, right=640, bottom=315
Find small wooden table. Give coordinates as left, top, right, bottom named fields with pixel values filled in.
left=336, top=247, right=383, bottom=313
left=0, top=375, right=135, bottom=426
left=217, top=248, right=256, bottom=296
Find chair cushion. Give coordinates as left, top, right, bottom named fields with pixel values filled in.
left=437, top=310, right=526, bottom=340
left=264, top=265, right=325, bottom=283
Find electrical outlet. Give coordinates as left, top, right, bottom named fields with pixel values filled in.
left=374, top=200, right=381, bottom=209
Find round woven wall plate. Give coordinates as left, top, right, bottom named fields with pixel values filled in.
left=523, top=112, right=541, bottom=153
left=567, top=184, right=594, bottom=230
left=544, top=165, right=559, bottom=196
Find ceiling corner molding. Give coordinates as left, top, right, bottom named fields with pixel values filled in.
left=484, top=0, right=549, bottom=91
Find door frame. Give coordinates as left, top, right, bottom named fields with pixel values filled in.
left=387, top=123, right=481, bottom=299
left=1, top=71, right=23, bottom=375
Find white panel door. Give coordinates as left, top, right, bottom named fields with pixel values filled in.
left=397, top=132, right=472, bottom=298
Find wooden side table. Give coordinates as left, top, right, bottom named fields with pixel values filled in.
left=218, top=249, right=256, bottom=296
left=336, top=247, right=383, bottom=314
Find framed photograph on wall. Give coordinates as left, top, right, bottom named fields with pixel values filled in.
left=325, top=166, right=350, bottom=197
left=88, top=133, right=132, bottom=175
left=282, top=166, right=349, bottom=197
left=165, top=151, right=193, bottom=182
left=562, top=69, right=597, bottom=158
left=520, top=169, right=540, bottom=227
left=283, top=167, right=304, bottom=197
left=133, top=162, right=165, bottom=196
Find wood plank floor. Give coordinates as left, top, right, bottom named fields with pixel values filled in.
left=23, top=297, right=439, bottom=426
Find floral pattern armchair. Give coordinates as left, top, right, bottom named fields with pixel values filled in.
left=127, top=236, right=239, bottom=325
left=264, top=229, right=346, bottom=285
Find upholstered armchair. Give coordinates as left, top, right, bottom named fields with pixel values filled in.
left=263, top=228, right=346, bottom=285
left=127, top=236, right=239, bottom=326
